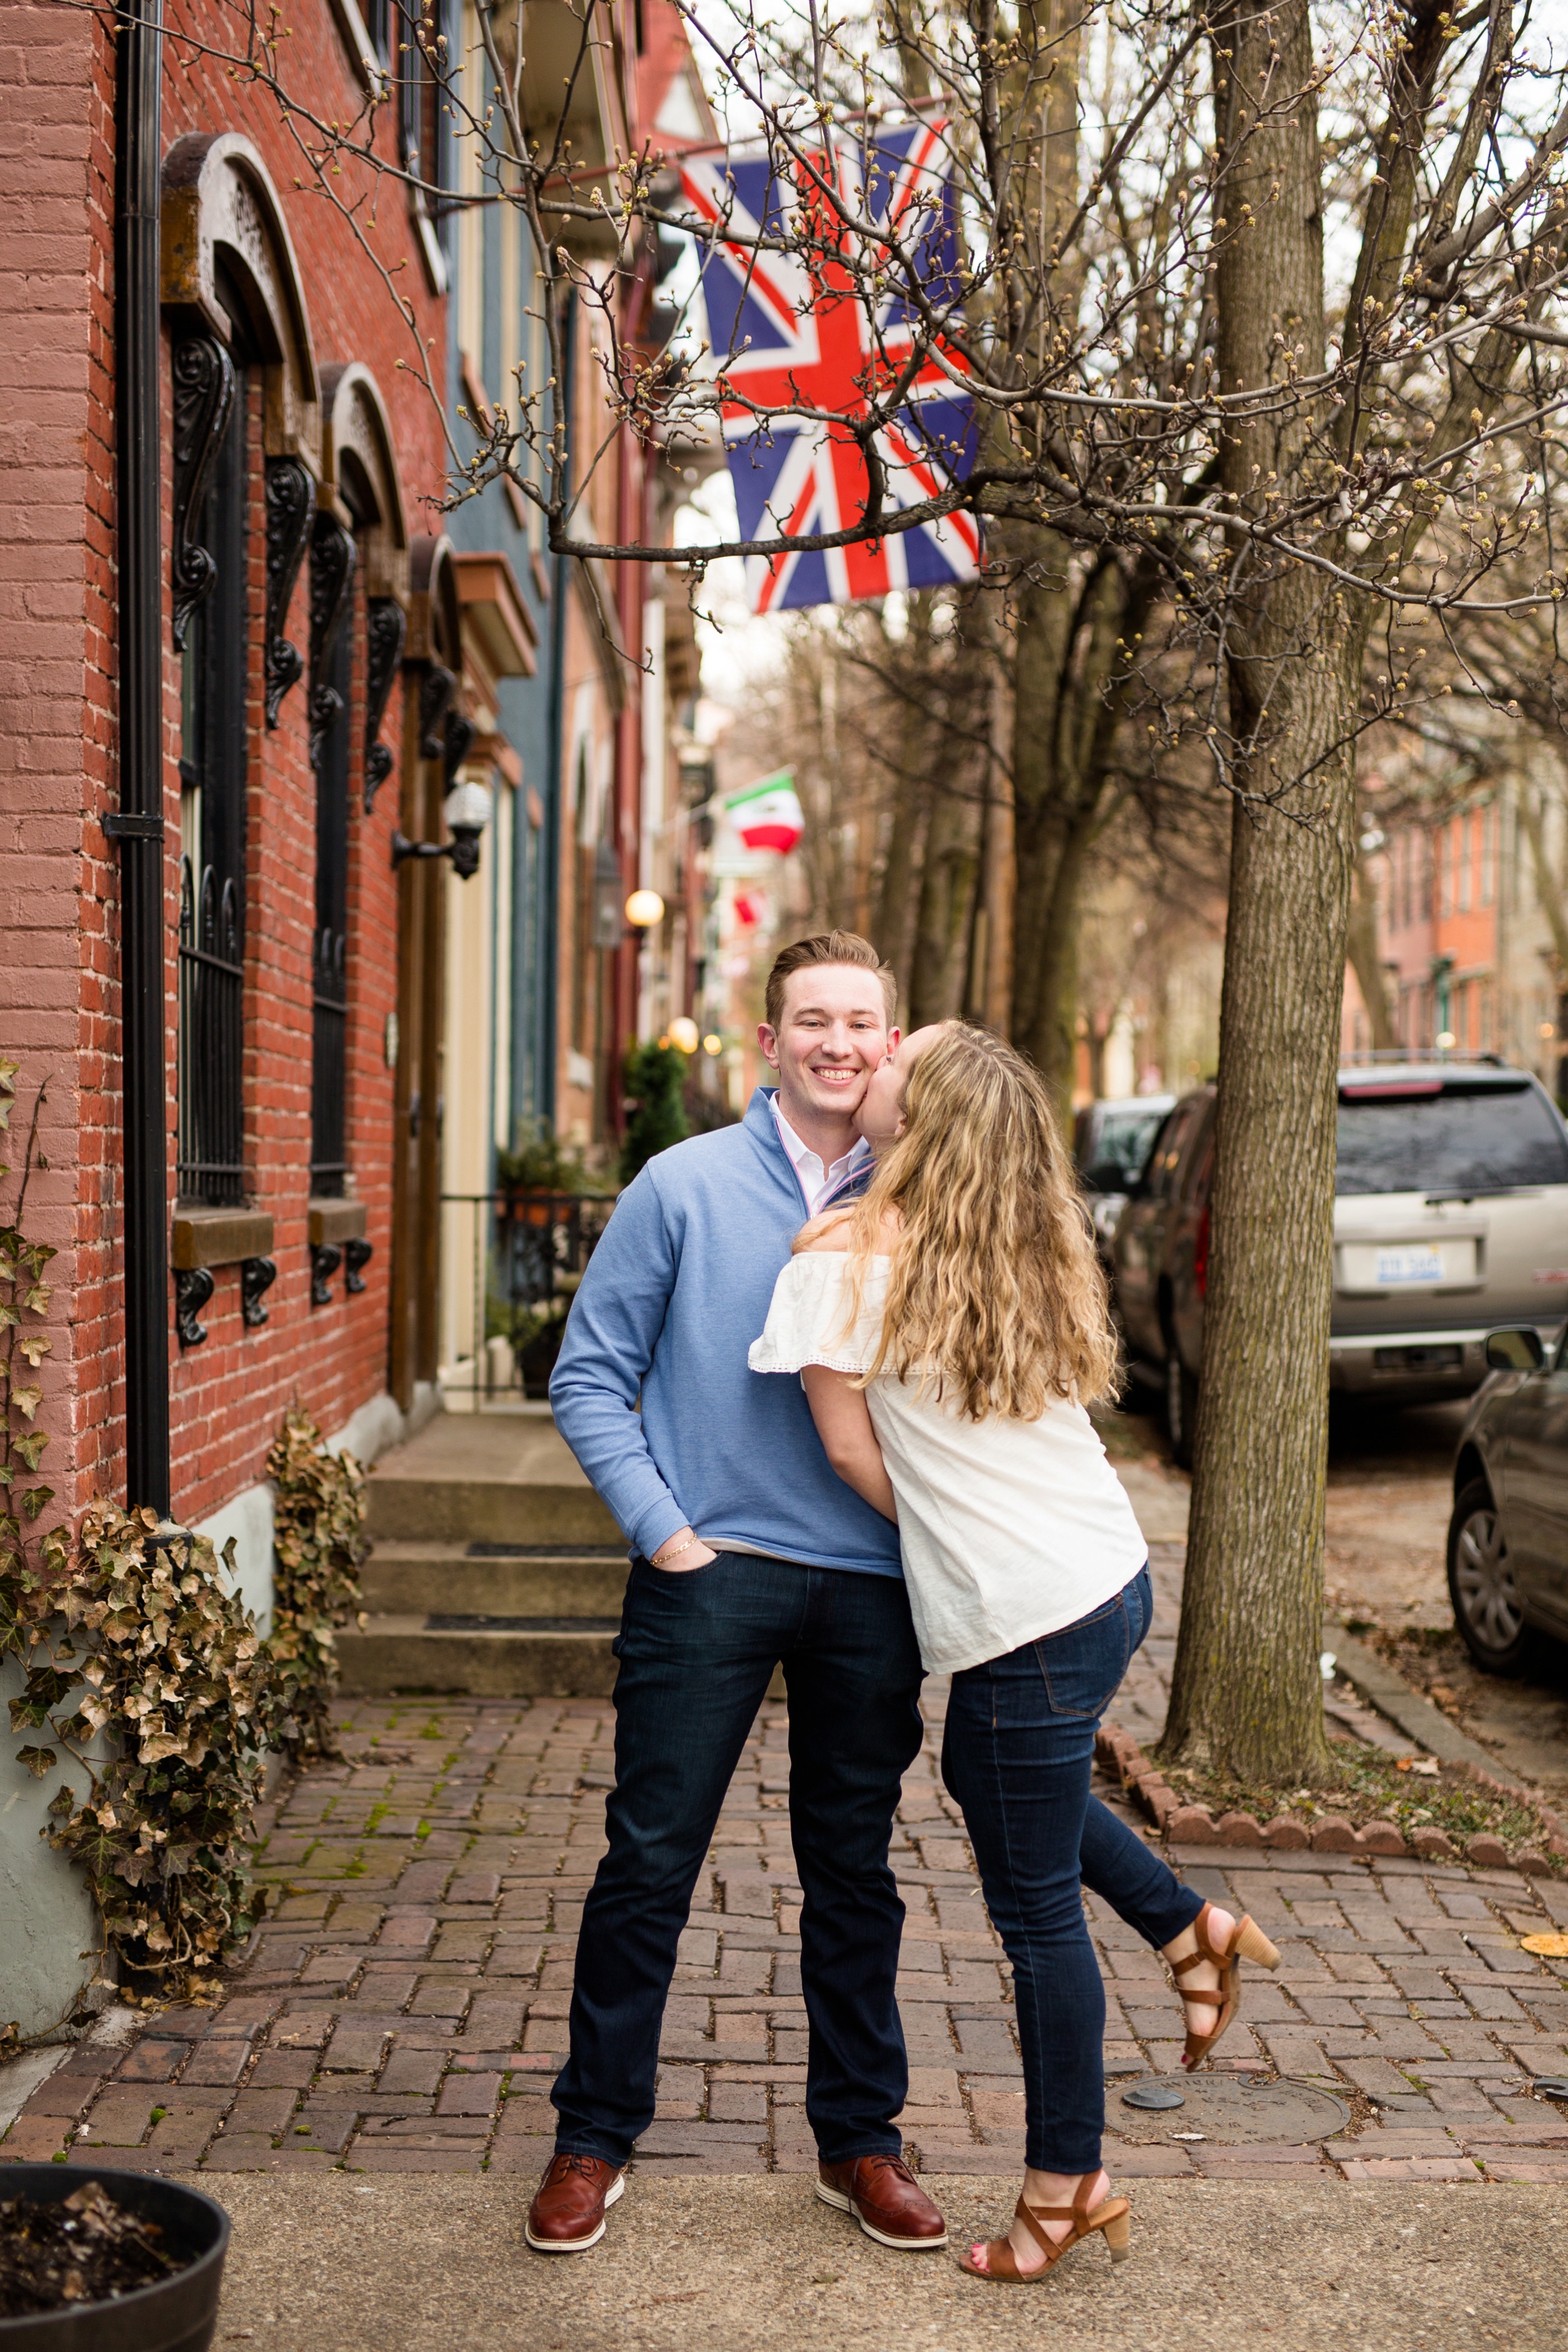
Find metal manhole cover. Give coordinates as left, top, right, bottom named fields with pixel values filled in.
left=1110, top=2075, right=1349, bottom=2147
left=1122, top=2082, right=1185, bottom=2111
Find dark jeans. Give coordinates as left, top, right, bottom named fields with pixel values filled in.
left=552, top=1550, right=924, bottom=2168
left=942, top=1563, right=1202, bottom=2173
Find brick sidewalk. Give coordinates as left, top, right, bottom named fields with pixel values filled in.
left=5, top=1542, right=1567, bottom=2187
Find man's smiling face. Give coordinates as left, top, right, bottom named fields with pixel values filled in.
left=757, top=964, right=895, bottom=1140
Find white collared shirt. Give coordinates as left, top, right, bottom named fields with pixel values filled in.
left=771, top=1096, right=871, bottom=1216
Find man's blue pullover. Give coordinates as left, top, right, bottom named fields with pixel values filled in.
left=550, top=1088, right=902, bottom=1577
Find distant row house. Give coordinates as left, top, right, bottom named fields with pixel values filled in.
left=1343, top=765, right=1566, bottom=1092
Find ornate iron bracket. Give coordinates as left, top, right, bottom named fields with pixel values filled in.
left=241, top=1255, right=278, bottom=1328
left=444, top=706, right=476, bottom=787
left=263, top=459, right=312, bottom=727
left=417, top=662, right=456, bottom=758
left=343, top=1236, right=374, bottom=1294
left=310, top=1240, right=342, bottom=1307
left=363, top=597, right=406, bottom=812
left=308, top=512, right=357, bottom=775
left=174, top=1265, right=216, bottom=1348
left=170, top=336, right=236, bottom=652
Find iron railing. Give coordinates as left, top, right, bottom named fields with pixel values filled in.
left=177, top=855, right=245, bottom=1204
left=440, top=1190, right=616, bottom=1399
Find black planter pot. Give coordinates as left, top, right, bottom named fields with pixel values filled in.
left=0, top=2165, right=230, bottom=2352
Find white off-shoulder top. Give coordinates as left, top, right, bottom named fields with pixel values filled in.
left=748, top=1252, right=1147, bottom=1673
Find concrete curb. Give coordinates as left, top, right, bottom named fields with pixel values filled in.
left=1095, top=1714, right=1567, bottom=1867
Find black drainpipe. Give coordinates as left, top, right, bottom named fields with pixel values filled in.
left=110, top=0, right=172, bottom=1515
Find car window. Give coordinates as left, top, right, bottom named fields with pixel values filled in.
left=1336, top=1077, right=1568, bottom=1196
left=1144, top=1102, right=1201, bottom=1200
left=1081, top=1106, right=1170, bottom=1193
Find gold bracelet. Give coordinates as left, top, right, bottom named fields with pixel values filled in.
left=654, top=1532, right=698, bottom=1566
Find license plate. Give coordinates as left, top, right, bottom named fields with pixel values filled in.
left=1374, top=1246, right=1444, bottom=1286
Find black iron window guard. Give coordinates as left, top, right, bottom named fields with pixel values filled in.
left=176, top=855, right=245, bottom=1206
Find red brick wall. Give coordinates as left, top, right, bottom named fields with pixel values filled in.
left=0, top=0, right=118, bottom=1523
left=0, top=0, right=447, bottom=1533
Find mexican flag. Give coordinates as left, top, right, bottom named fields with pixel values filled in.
left=726, top=770, right=804, bottom=855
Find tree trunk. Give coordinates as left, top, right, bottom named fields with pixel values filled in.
left=1345, top=847, right=1397, bottom=1051
left=1161, top=0, right=1348, bottom=1784
left=1008, top=545, right=1152, bottom=1112
left=875, top=761, right=931, bottom=1011
left=978, top=601, right=1015, bottom=1033
left=909, top=780, right=980, bottom=1025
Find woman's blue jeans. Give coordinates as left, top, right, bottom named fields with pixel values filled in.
left=941, top=1563, right=1202, bottom=2173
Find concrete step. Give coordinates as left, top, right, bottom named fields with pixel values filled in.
left=365, top=1414, right=619, bottom=1545
left=349, top=1411, right=634, bottom=1695
left=337, top=1616, right=618, bottom=1698
left=359, top=1541, right=630, bottom=1617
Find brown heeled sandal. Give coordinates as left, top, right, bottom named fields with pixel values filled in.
left=959, top=2173, right=1131, bottom=2281
left=1170, top=1900, right=1280, bottom=2069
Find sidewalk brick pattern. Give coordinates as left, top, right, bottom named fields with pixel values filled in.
left=5, top=1544, right=1567, bottom=2185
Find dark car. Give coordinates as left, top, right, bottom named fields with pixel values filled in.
left=1112, top=1058, right=1568, bottom=1468
left=1073, top=1094, right=1174, bottom=1265
left=1447, top=1326, right=1568, bottom=1675
left=1109, top=1087, right=1214, bottom=1463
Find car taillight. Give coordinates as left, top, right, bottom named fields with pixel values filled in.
left=1194, top=1204, right=1210, bottom=1300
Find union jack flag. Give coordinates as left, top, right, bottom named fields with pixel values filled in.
left=680, top=121, right=980, bottom=614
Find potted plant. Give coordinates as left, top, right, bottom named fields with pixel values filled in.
left=0, top=2164, right=230, bottom=2350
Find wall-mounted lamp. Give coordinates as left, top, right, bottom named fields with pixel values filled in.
left=393, top=780, right=494, bottom=882
left=625, top=888, right=666, bottom=935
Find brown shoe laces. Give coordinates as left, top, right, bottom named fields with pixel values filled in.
left=855, top=2154, right=916, bottom=2187
left=547, top=2152, right=612, bottom=2183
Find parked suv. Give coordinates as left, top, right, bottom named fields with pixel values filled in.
left=1111, top=1058, right=1568, bottom=1466
left=1073, top=1094, right=1174, bottom=1264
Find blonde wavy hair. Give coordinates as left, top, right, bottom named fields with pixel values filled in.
left=833, top=1022, right=1119, bottom=1420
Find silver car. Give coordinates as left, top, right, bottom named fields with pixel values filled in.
left=1332, top=1059, right=1568, bottom=1399
left=1073, top=1093, right=1174, bottom=1263
left=1113, top=1057, right=1568, bottom=1464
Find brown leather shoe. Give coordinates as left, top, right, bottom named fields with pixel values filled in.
left=525, top=2152, right=626, bottom=2253
left=816, top=2154, right=947, bottom=2249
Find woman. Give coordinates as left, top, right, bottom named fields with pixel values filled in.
left=749, top=1022, right=1278, bottom=2281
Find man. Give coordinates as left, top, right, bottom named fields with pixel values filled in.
left=530, top=931, right=945, bottom=2256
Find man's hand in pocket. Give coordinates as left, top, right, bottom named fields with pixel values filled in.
left=650, top=1527, right=717, bottom=1572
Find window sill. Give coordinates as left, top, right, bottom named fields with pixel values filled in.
left=308, top=1198, right=368, bottom=1247
left=172, top=1207, right=276, bottom=1269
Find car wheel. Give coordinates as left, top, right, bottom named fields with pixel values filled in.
left=1164, top=1344, right=1198, bottom=1471
left=1446, top=1477, right=1536, bottom=1676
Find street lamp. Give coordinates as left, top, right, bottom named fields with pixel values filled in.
left=625, top=888, right=666, bottom=935
left=392, top=779, right=494, bottom=881
left=667, top=1015, right=699, bottom=1053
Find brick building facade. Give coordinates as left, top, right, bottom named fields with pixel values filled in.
left=0, top=0, right=461, bottom=1634
left=0, top=0, right=712, bottom=2029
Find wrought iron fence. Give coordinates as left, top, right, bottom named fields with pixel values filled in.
left=177, top=855, right=245, bottom=1204
left=439, top=1191, right=617, bottom=1399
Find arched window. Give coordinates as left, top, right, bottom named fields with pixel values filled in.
left=163, top=135, right=319, bottom=1214
left=310, top=366, right=409, bottom=1200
